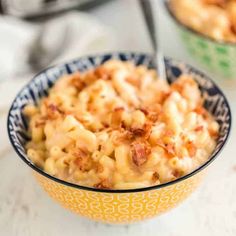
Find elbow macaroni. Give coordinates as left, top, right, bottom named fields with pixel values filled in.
left=24, top=60, right=219, bottom=189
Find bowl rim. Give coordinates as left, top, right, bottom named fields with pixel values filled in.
left=7, top=52, right=232, bottom=193
left=164, top=0, right=236, bottom=46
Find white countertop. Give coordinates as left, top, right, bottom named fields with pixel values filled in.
left=0, top=0, right=236, bottom=235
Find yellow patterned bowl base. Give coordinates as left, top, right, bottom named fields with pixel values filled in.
left=34, top=172, right=204, bottom=224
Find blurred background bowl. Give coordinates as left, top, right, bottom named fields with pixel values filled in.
left=7, top=52, right=231, bottom=224
left=165, top=0, right=236, bottom=79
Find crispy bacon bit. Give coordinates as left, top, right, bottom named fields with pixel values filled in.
left=130, top=128, right=146, bottom=136
left=166, top=143, right=176, bottom=156
left=124, top=130, right=135, bottom=141
left=195, top=125, right=204, bottom=132
left=48, top=104, right=57, bottom=112
left=128, top=121, right=152, bottom=139
left=208, top=128, right=218, bottom=139
left=148, top=112, right=159, bottom=122
left=156, top=139, right=176, bottom=157
left=152, top=172, right=159, bottom=182
left=186, top=141, right=197, bottom=157
left=94, top=180, right=111, bottom=189
left=131, top=142, right=151, bottom=166
left=94, top=67, right=111, bottom=80
left=231, top=24, right=236, bottom=35
left=172, top=170, right=181, bottom=178
left=145, top=104, right=162, bottom=122
left=98, top=144, right=102, bottom=151
left=194, top=106, right=205, bottom=115
left=45, top=103, right=64, bottom=119
left=194, top=106, right=208, bottom=119
left=74, top=149, right=92, bottom=172
left=121, top=121, right=126, bottom=129
left=139, top=108, right=149, bottom=115
left=203, top=0, right=226, bottom=7
left=70, top=78, right=85, bottom=91
left=143, top=122, right=152, bottom=139
left=160, top=91, right=171, bottom=103
left=102, top=122, right=109, bottom=128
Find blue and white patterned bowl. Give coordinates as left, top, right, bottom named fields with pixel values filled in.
left=7, top=53, right=232, bottom=224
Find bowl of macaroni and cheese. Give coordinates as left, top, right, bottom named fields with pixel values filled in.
left=166, top=0, right=236, bottom=79
left=8, top=53, right=231, bottom=224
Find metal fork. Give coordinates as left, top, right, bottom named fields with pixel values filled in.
left=139, top=0, right=166, bottom=80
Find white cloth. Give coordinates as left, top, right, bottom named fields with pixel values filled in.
left=0, top=11, right=116, bottom=109
left=0, top=16, right=36, bottom=79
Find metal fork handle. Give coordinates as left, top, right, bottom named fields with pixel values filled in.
left=139, top=0, right=166, bottom=80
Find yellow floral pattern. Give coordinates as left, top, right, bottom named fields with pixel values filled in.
left=35, top=171, right=204, bottom=224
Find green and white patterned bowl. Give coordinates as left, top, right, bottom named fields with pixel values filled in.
left=165, top=1, right=236, bottom=79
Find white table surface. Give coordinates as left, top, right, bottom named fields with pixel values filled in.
left=0, top=0, right=236, bottom=235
